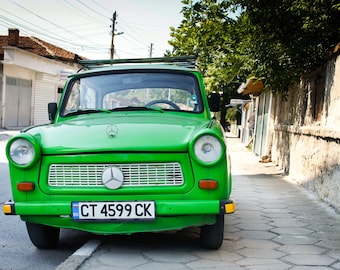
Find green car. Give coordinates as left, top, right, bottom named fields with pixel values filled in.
left=3, top=56, right=234, bottom=249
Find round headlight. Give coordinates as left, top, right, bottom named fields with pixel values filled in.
left=9, top=139, right=35, bottom=165
left=194, top=135, right=223, bottom=164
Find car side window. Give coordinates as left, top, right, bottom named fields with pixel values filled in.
left=64, top=80, right=80, bottom=113
left=63, top=80, right=97, bottom=114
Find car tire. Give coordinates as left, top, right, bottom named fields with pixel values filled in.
left=26, top=222, right=60, bottom=249
left=200, top=214, right=224, bottom=249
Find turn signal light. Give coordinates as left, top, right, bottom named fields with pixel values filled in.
left=225, top=200, right=236, bottom=214
left=17, top=182, right=35, bottom=191
left=3, top=201, right=15, bottom=215
left=3, top=204, right=12, bottom=214
left=199, top=180, right=218, bottom=190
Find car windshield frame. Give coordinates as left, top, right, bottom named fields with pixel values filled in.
left=60, top=70, right=204, bottom=117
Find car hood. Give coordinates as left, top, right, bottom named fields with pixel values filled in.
left=27, top=113, right=211, bottom=154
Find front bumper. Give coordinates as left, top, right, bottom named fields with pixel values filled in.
left=3, top=199, right=235, bottom=216
left=3, top=199, right=235, bottom=234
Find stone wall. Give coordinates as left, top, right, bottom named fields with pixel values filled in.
left=270, top=52, right=340, bottom=212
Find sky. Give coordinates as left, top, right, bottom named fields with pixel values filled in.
left=0, top=0, right=184, bottom=60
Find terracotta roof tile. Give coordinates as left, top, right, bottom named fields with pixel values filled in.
left=0, top=32, right=86, bottom=62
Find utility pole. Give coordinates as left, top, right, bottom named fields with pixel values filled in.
left=110, top=11, right=124, bottom=59
left=149, top=43, right=154, bottom=58
left=110, top=11, right=117, bottom=59
left=110, top=12, right=123, bottom=59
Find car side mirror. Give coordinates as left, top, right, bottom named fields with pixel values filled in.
left=208, top=92, right=221, bottom=112
left=48, top=102, right=58, bottom=122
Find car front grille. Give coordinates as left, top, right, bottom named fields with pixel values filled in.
left=48, top=162, right=184, bottom=187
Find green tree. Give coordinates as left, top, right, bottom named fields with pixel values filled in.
left=168, top=0, right=340, bottom=93
left=168, top=0, right=235, bottom=71
left=168, top=0, right=243, bottom=129
left=233, top=0, right=340, bottom=91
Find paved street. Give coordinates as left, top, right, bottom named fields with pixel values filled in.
left=1, top=130, right=93, bottom=270
left=58, top=134, right=340, bottom=270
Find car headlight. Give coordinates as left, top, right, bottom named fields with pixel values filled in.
left=7, top=136, right=41, bottom=168
left=193, top=135, right=223, bottom=164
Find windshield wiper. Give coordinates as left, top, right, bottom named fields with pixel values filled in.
left=65, top=109, right=112, bottom=117
left=64, top=106, right=164, bottom=116
left=110, top=106, right=164, bottom=113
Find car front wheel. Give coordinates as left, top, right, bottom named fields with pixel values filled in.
left=200, top=214, right=224, bottom=249
left=26, top=222, right=60, bottom=249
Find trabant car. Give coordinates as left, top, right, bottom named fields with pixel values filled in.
left=3, top=56, right=234, bottom=249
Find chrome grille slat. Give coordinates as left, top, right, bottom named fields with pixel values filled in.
left=48, top=163, right=184, bottom=187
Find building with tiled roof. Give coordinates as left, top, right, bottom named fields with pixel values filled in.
left=0, top=28, right=83, bottom=128
left=0, top=28, right=78, bottom=62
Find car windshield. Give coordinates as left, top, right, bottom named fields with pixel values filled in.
left=61, top=71, right=203, bottom=116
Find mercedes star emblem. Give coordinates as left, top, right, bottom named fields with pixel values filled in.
left=101, top=166, right=124, bottom=190
left=106, top=124, right=118, bottom=137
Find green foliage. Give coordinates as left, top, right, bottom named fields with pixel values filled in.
left=168, top=0, right=340, bottom=93
left=225, top=106, right=238, bottom=123
left=168, top=0, right=236, bottom=74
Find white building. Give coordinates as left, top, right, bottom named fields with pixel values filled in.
left=0, top=29, right=81, bottom=128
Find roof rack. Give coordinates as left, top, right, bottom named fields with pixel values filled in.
left=74, top=55, right=197, bottom=69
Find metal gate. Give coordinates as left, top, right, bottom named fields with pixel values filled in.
left=254, top=91, right=271, bottom=156
left=4, top=77, right=32, bottom=128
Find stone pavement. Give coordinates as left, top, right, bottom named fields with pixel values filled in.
left=1, top=129, right=339, bottom=269
left=61, top=134, right=339, bottom=270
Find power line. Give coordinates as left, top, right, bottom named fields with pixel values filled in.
left=0, top=14, right=107, bottom=51
left=1, top=0, right=177, bottom=59
left=89, top=0, right=111, bottom=15
left=7, top=0, right=105, bottom=48
left=118, top=16, right=170, bottom=48
left=76, top=0, right=109, bottom=19
left=0, top=9, right=81, bottom=47
left=62, top=0, right=108, bottom=24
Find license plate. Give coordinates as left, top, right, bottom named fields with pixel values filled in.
left=72, top=201, right=155, bottom=221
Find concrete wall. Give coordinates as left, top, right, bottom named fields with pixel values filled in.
left=271, top=52, right=340, bottom=212
left=1, top=47, right=77, bottom=128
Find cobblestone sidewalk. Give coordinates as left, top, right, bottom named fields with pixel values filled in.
left=56, top=134, right=340, bottom=270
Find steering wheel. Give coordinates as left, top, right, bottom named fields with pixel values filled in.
left=146, top=100, right=180, bottom=110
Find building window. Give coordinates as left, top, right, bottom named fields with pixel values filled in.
left=312, top=76, right=325, bottom=121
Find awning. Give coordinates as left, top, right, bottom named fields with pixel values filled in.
left=237, top=78, right=264, bottom=95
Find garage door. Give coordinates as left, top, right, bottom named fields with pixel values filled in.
left=4, top=77, right=32, bottom=128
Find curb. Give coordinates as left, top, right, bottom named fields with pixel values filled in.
left=55, top=240, right=101, bottom=270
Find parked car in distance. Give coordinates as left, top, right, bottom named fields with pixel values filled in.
left=3, top=56, right=235, bottom=249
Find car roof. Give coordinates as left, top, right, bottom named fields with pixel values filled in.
left=75, top=63, right=199, bottom=75
left=72, top=55, right=199, bottom=77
